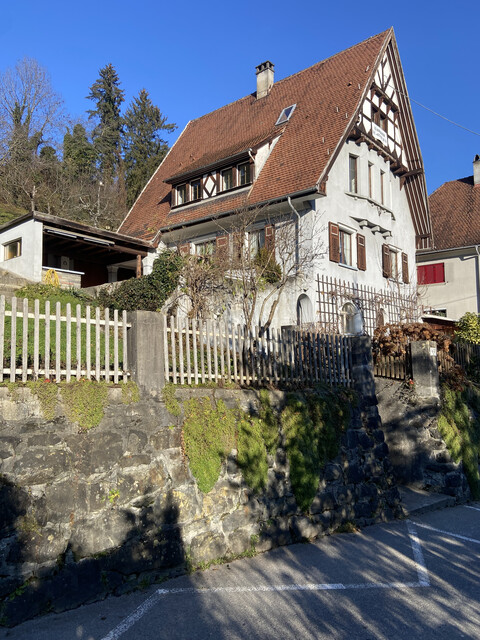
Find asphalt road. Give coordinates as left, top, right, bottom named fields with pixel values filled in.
left=2, top=502, right=480, bottom=640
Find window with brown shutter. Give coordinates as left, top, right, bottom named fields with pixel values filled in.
left=357, top=234, right=366, bottom=271
left=402, top=252, right=409, bottom=283
left=179, top=243, right=191, bottom=256
left=329, top=222, right=340, bottom=263
left=382, top=243, right=391, bottom=278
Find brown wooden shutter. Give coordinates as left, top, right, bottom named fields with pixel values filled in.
left=402, top=252, right=409, bottom=283
left=329, top=222, right=340, bottom=263
left=382, top=244, right=391, bottom=278
left=357, top=234, right=366, bottom=271
left=179, top=243, right=191, bottom=257
left=215, top=235, right=228, bottom=260
left=265, top=225, right=275, bottom=254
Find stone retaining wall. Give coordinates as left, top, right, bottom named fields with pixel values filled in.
left=0, top=385, right=401, bottom=626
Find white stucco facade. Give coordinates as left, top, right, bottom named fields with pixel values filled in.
left=417, top=248, right=480, bottom=321
left=0, top=219, right=43, bottom=282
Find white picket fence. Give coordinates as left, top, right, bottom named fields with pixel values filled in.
left=164, top=315, right=354, bottom=387
left=0, top=296, right=129, bottom=383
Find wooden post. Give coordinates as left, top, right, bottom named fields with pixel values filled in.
left=136, top=255, right=142, bottom=278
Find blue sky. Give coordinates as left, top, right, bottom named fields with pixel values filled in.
left=2, top=0, right=479, bottom=194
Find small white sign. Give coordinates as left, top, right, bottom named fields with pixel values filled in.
left=372, top=122, right=388, bottom=146
left=429, top=347, right=437, bottom=357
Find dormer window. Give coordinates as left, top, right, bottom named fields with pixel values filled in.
left=221, top=167, right=234, bottom=192
left=191, top=179, right=201, bottom=202
left=177, top=183, right=187, bottom=205
left=276, top=104, right=296, bottom=125
left=238, top=162, right=251, bottom=186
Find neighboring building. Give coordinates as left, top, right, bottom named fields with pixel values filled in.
left=117, top=28, right=431, bottom=332
left=0, top=212, right=152, bottom=288
left=417, top=155, right=480, bottom=322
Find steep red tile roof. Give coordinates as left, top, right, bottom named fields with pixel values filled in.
left=119, top=30, right=392, bottom=242
left=428, top=177, right=480, bottom=250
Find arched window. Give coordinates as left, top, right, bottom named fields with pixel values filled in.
left=297, top=294, right=313, bottom=326
left=340, top=302, right=363, bottom=335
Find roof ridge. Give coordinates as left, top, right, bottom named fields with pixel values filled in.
left=187, top=29, right=392, bottom=127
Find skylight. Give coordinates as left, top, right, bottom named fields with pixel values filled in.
left=276, top=104, right=296, bottom=125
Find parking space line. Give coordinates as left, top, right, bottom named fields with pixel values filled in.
left=100, top=521, right=430, bottom=640
left=463, top=505, right=480, bottom=513
left=412, top=521, right=480, bottom=545
left=406, top=521, right=430, bottom=586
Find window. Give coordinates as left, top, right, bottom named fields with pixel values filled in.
left=248, top=228, right=265, bottom=257
left=339, top=229, right=352, bottom=266
left=390, top=249, right=398, bottom=279
left=382, top=244, right=400, bottom=279
left=190, top=179, right=201, bottom=202
left=194, top=239, right=215, bottom=258
left=176, top=184, right=188, bottom=205
left=368, top=163, right=373, bottom=199
left=4, top=239, right=21, bottom=260
left=349, top=155, right=358, bottom=193
left=221, top=168, right=233, bottom=191
left=276, top=104, right=296, bottom=125
left=417, top=263, right=445, bottom=285
left=238, top=162, right=251, bottom=186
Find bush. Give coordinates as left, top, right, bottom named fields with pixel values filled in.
left=98, top=251, right=183, bottom=311
left=456, top=312, right=480, bottom=345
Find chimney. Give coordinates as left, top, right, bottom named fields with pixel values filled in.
left=474, top=154, right=480, bottom=186
left=256, top=61, right=274, bottom=99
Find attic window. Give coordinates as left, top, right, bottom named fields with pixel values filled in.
left=276, top=104, right=296, bottom=125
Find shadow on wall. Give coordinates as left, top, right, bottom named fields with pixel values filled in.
left=0, top=487, right=185, bottom=627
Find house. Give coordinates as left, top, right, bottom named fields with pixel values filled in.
left=119, top=28, right=431, bottom=333
left=0, top=211, right=152, bottom=289
left=417, top=155, right=480, bottom=323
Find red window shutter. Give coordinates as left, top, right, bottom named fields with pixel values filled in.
left=402, top=252, right=409, bottom=283
left=357, top=234, right=366, bottom=271
left=215, top=235, right=228, bottom=259
left=329, top=222, right=340, bottom=263
left=382, top=244, right=391, bottom=278
left=417, top=262, right=444, bottom=285
left=179, top=243, right=191, bottom=256
left=265, top=225, right=275, bottom=254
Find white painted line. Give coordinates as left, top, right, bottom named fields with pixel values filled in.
left=412, top=521, right=480, bottom=545
left=101, top=521, right=431, bottom=640
left=406, top=521, right=430, bottom=586
left=463, top=505, right=480, bottom=513
left=100, top=580, right=428, bottom=640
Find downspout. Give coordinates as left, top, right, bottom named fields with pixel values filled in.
left=287, top=196, right=301, bottom=271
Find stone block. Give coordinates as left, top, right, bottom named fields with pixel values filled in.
left=374, top=442, right=389, bottom=459
left=324, top=463, right=343, bottom=482
left=150, top=426, right=182, bottom=451
left=290, top=516, right=319, bottom=541
left=189, top=531, right=227, bottom=565
left=310, top=491, right=335, bottom=514
left=345, top=462, right=365, bottom=484
left=12, top=449, right=69, bottom=484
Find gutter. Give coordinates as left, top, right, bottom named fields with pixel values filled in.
left=159, top=187, right=320, bottom=234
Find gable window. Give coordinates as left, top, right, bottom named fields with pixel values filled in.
left=190, top=179, right=201, bottom=202
left=221, top=167, right=234, bottom=192
left=176, top=183, right=188, bottom=205
left=238, top=162, right=251, bottom=186
left=4, top=239, right=21, bottom=260
left=276, top=104, right=296, bottom=125
left=417, top=263, right=445, bottom=285
left=349, top=155, right=358, bottom=193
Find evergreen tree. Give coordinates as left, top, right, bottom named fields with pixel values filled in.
left=123, top=89, right=176, bottom=208
left=63, top=124, right=96, bottom=179
left=86, top=63, right=124, bottom=183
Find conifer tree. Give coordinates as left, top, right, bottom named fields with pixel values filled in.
left=86, top=63, right=124, bottom=183
left=63, top=124, right=96, bottom=179
left=123, top=89, right=176, bottom=208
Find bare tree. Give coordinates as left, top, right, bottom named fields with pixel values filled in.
left=175, top=205, right=325, bottom=330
